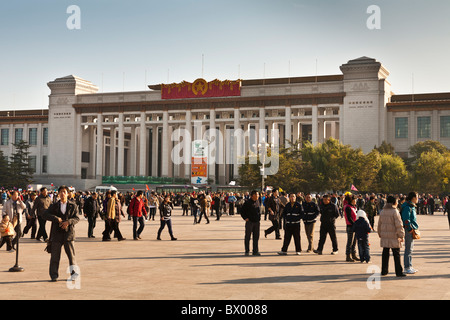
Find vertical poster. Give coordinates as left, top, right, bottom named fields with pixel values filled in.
left=191, top=140, right=208, bottom=185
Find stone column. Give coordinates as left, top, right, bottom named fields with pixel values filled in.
left=161, top=110, right=169, bottom=177
left=185, top=110, right=192, bottom=180
left=312, top=106, right=318, bottom=146
left=109, top=127, right=116, bottom=176
left=117, top=113, right=124, bottom=176
left=75, top=113, right=82, bottom=178
left=285, top=106, right=292, bottom=147
left=129, top=125, right=136, bottom=176
left=96, top=114, right=103, bottom=178
left=139, top=111, right=147, bottom=176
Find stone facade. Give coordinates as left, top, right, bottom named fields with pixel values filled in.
left=1, top=57, right=450, bottom=190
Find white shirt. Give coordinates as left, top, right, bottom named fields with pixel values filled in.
left=60, top=201, right=67, bottom=215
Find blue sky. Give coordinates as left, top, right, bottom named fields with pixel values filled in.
left=1, top=0, right=450, bottom=110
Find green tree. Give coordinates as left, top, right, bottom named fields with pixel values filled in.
left=354, top=150, right=382, bottom=192
left=301, top=138, right=363, bottom=192
left=376, top=153, right=409, bottom=194
left=9, top=140, right=34, bottom=189
left=374, top=141, right=395, bottom=155
left=409, top=140, right=449, bottom=160
left=412, top=149, right=450, bottom=194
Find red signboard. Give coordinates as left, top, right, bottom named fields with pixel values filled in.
left=161, top=78, right=241, bottom=100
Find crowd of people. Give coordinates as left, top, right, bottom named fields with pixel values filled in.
left=1, top=187, right=449, bottom=281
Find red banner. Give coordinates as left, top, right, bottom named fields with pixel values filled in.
left=161, top=78, right=241, bottom=100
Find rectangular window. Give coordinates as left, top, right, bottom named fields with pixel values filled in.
left=42, top=155, right=48, bottom=173
left=395, top=117, right=408, bottom=139
left=417, top=117, right=431, bottom=139
left=29, top=128, right=38, bottom=145
left=1, top=128, right=9, bottom=146
left=15, top=128, right=23, bottom=144
left=440, top=116, right=450, bottom=138
left=42, top=128, right=48, bottom=145
left=28, top=155, right=37, bottom=173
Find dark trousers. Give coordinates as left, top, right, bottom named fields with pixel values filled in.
left=382, top=247, right=403, bottom=276
left=36, top=216, right=48, bottom=241
left=23, top=217, right=37, bottom=239
left=357, top=237, right=370, bottom=262
left=304, top=222, right=316, bottom=251
left=197, top=209, right=210, bottom=223
left=244, top=221, right=260, bottom=253
left=49, top=240, right=76, bottom=280
left=158, top=219, right=174, bottom=238
left=102, top=219, right=124, bottom=240
left=192, top=207, right=199, bottom=222
left=229, top=202, right=235, bottom=215
left=0, top=236, right=13, bottom=251
left=132, top=216, right=145, bottom=239
left=345, top=225, right=357, bottom=255
left=102, top=220, right=111, bottom=240
left=265, top=218, right=280, bottom=238
left=182, top=204, right=189, bottom=216
left=316, top=222, right=338, bottom=252
left=214, top=206, right=221, bottom=220
left=149, top=207, right=156, bottom=219
left=281, top=223, right=301, bottom=253
left=87, top=215, right=96, bottom=237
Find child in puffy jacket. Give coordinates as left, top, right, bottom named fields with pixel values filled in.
left=0, top=214, right=17, bottom=252
left=353, top=210, right=372, bottom=263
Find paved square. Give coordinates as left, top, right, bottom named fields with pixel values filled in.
left=1, top=208, right=449, bottom=300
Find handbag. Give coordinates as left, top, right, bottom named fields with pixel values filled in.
left=410, top=228, right=421, bottom=240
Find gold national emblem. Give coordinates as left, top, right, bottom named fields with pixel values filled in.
left=192, top=78, right=208, bottom=96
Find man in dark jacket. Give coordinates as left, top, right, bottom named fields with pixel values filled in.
left=43, top=186, right=80, bottom=282
left=264, top=188, right=282, bottom=239
left=33, top=187, right=52, bottom=242
left=241, top=190, right=261, bottom=256
left=302, top=193, right=320, bottom=252
left=278, top=193, right=304, bottom=255
left=315, top=194, right=340, bottom=255
left=83, top=192, right=101, bottom=238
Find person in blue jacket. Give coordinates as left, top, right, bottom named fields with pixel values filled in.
left=400, top=192, right=419, bottom=274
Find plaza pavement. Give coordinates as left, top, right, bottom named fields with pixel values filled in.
left=1, top=207, right=449, bottom=300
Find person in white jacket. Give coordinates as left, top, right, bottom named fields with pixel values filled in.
left=2, top=190, right=26, bottom=247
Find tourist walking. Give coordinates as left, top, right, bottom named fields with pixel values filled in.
left=83, top=192, right=101, bottom=238
left=352, top=210, right=372, bottom=263
left=33, top=187, right=52, bottom=242
left=103, top=191, right=126, bottom=241
left=240, top=190, right=261, bottom=256
left=23, top=192, right=37, bottom=239
left=315, top=194, right=339, bottom=255
left=401, top=192, right=420, bottom=274
left=0, top=213, right=17, bottom=252
left=157, top=195, right=177, bottom=240
left=344, top=194, right=359, bottom=262
left=302, top=193, right=320, bottom=252
left=278, top=193, right=303, bottom=255
left=2, top=190, right=26, bottom=247
left=129, top=190, right=147, bottom=240
left=42, top=186, right=80, bottom=282
left=197, top=193, right=210, bottom=224
left=377, top=195, right=406, bottom=277
left=264, top=188, right=282, bottom=240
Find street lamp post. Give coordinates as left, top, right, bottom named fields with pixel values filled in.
left=254, top=140, right=270, bottom=193
left=9, top=206, right=24, bottom=272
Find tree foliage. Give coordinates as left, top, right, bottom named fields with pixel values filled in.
left=237, top=138, right=450, bottom=194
